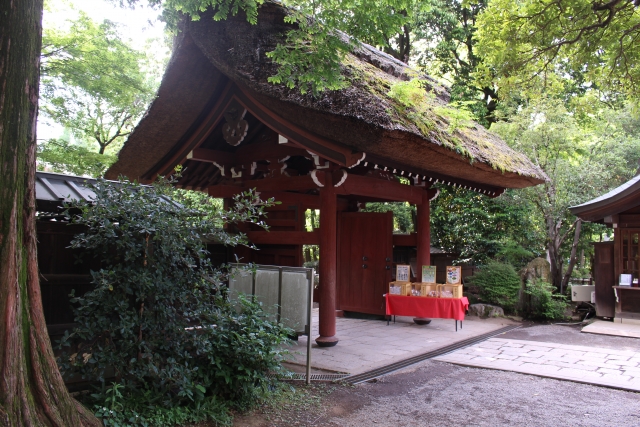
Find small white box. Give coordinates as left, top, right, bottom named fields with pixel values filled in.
left=571, top=285, right=595, bottom=302
left=619, top=274, right=632, bottom=286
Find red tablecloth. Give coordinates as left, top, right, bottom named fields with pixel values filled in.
left=385, top=294, right=469, bottom=321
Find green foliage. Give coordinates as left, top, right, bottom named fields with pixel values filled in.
left=39, top=11, right=155, bottom=175
left=266, top=24, right=351, bottom=95
left=492, top=97, right=640, bottom=288
left=523, top=281, right=568, bottom=321
left=362, top=201, right=415, bottom=233
left=37, top=137, right=117, bottom=177
left=466, top=261, right=521, bottom=313
left=386, top=79, right=475, bottom=150
left=386, top=79, right=438, bottom=136
left=495, top=241, right=534, bottom=270
left=94, top=385, right=232, bottom=426
left=431, top=186, right=543, bottom=265
left=58, top=178, right=291, bottom=424
left=266, top=0, right=415, bottom=95
left=476, top=0, right=640, bottom=103
left=120, top=0, right=417, bottom=96
left=388, top=79, right=431, bottom=107
left=413, top=0, right=496, bottom=125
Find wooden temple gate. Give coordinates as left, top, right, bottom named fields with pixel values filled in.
left=184, top=98, right=441, bottom=346
left=105, top=2, right=546, bottom=347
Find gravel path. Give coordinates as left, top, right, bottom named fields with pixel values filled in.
left=320, top=360, right=640, bottom=427
left=234, top=324, right=640, bottom=427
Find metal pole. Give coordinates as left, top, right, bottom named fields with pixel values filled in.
left=306, top=269, right=314, bottom=384
left=277, top=267, right=283, bottom=323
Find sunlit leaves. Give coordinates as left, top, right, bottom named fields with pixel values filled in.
left=476, top=0, right=640, bottom=103
left=39, top=11, right=155, bottom=175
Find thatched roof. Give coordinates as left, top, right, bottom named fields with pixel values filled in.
left=106, top=1, right=546, bottom=189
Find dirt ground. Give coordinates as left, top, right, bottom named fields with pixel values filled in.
left=233, top=324, right=640, bottom=427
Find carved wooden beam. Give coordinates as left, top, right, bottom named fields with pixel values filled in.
left=208, top=170, right=431, bottom=204
left=334, top=172, right=425, bottom=205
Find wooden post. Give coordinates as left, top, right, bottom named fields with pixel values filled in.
left=316, top=170, right=339, bottom=347
left=416, top=190, right=431, bottom=273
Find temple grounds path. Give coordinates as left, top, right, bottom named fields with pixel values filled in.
left=233, top=323, right=640, bottom=427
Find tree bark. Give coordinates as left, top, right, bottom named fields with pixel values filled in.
left=545, top=215, right=563, bottom=290
left=0, top=0, right=100, bottom=425
left=561, top=219, right=583, bottom=294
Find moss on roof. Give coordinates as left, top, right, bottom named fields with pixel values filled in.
left=341, top=52, right=539, bottom=175
left=106, top=1, right=547, bottom=188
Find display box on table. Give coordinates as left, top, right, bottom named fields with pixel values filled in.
left=438, top=284, right=463, bottom=298
left=417, top=283, right=439, bottom=297
left=389, top=281, right=412, bottom=296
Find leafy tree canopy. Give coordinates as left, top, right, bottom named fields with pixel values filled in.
left=476, top=0, right=640, bottom=104
left=413, top=0, right=499, bottom=125
left=492, top=97, right=640, bottom=289
left=430, top=185, right=542, bottom=265
left=39, top=9, right=156, bottom=175
left=111, top=0, right=426, bottom=94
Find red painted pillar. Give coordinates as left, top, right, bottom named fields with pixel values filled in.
left=316, top=170, right=339, bottom=347
left=416, top=190, right=431, bottom=272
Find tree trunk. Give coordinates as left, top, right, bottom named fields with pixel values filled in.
left=0, top=0, right=100, bottom=425
left=545, top=215, right=563, bottom=290
left=561, top=219, right=582, bottom=294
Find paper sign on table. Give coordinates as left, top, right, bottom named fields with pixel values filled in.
left=422, top=265, right=436, bottom=283
left=396, top=264, right=410, bottom=282
left=446, top=266, right=462, bottom=285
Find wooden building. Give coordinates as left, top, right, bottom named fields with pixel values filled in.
left=35, top=172, right=100, bottom=335
left=105, top=1, right=546, bottom=346
left=570, top=173, right=640, bottom=322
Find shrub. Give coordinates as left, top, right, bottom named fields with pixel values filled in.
left=496, top=241, right=534, bottom=270
left=466, top=261, right=521, bottom=313
left=523, top=281, right=568, bottom=320
left=58, top=178, right=292, bottom=425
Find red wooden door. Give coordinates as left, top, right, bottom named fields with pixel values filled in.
left=337, top=212, right=393, bottom=315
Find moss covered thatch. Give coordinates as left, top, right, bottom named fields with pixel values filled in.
left=106, top=1, right=546, bottom=189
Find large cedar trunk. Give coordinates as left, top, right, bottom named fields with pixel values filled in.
left=0, top=0, right=99, bottom=425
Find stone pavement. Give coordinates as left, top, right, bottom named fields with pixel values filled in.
left=434, top=337, right=640, bottom=392
left=582, top=319, right=640, bottom=339
left=287, top=309, right=516, bottom=375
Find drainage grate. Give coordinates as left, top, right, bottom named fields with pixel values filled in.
left=344, top=324, right=521, bottom=385
left=286, top=373, right=350, bottom=381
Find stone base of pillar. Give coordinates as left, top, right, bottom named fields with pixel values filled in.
left=315, top=335, right=339, bottom=347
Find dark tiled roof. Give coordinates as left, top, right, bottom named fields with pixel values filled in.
left=36, top=171, right=97, bottom=212
left=570, top=173, right=640, bottom=221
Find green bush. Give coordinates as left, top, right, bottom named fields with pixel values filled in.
left=466, top=261, right=521, bottom=313
left=58, top=178, right=292, bottom=425
left=523, top=281, right=568, bottom=320
left=496, top=241, right=534, bottom=270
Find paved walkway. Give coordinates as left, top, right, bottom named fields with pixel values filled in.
left=434, top=337, right=640, bottom=392
left=287, top=309, right=517, bottom=375
left=582, top=319, right=640, bottom=339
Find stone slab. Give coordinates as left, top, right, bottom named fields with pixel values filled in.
left=287, top=309, right=517, bottom=375
left=582, top=320, right=640, bottom=339
left=434, top=337, right=640, bottom=393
